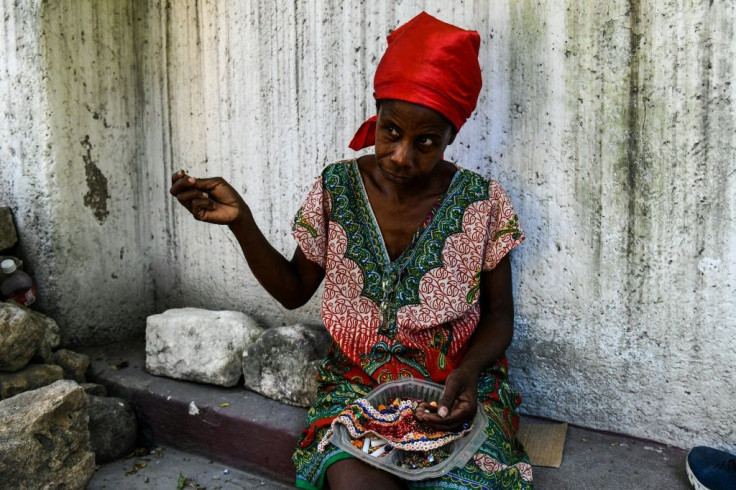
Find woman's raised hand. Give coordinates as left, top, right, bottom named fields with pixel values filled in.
left=170, top=170, right=247, bottom=225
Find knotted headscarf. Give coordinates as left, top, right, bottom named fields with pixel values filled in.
left=349, top=12, right=482, bottom=151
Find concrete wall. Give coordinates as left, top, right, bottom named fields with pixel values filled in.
left=1, top=0, right=734, bottom=451
left=0, top=0, right=156, bottom=345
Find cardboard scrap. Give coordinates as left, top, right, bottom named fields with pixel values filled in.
left=517, top=421, right=568, bottom=468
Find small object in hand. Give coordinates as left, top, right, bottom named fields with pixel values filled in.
left=429, top=401, right=438, bottom=408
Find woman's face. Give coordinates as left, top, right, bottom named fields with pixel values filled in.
left=374, top=100, right=455, bottom=186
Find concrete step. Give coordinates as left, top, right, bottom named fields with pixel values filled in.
left=84, top=341, right=691, bottom=489
left=85, top=341, right=302, bottom=485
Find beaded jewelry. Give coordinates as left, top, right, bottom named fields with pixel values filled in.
left=318, top=397, right=472, bottom=453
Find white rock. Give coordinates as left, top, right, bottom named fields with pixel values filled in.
left=242, top=324, right=331, bottom=407
left=146, top=308, right=264, bottom=387
left=188, top=401, right=199, bottom=415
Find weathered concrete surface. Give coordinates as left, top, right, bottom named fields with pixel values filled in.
left=146, top=308, right=264, bottom=387
left=499, top=1, right=736, bottom=454
left=0, top=208, right=17, bottom=252
left=0, top=1, right=55, bottom=322
left=1, top=0, right=734, bottom=452
left=0, top=0, right=156, bottom=346
left=88, top=446, right=293, bottom=490
left=0, top=379, right=95, bottom=490
left=242, top=324, right=331, bottom=407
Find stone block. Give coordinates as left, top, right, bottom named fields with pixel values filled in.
left=81, top=382, right=108, bottom=396
left=52, top=349, right=90, bottom=383
left=0, top=364, right=65, bottom=399
left=0, top=208, right=17, bottom=252
left=88, top=394, right=137, bottom=463
left=0, top=301, right=44, bottom=372
left=146, top=308, right=265, bottom=387
left=242, top=324, right=331, bottom=407
left=29, top=309, right=61, bottom=363
left=0, top=380, right=95, bottom=489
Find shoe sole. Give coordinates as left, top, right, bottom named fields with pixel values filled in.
left=686, top=449, right=710, bottom=490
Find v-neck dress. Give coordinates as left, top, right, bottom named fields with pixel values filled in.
left=291, top=160, right=531, bottom=490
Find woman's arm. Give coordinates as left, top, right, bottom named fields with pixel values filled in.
left=170, top=170, right=325, bottom=309
left=416, top=254, right=515, bottom=430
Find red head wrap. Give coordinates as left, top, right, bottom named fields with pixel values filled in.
left=349, top=12, right=482, bottom=151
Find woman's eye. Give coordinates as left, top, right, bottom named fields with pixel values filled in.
left=386, top=126, right=399, bottom=137
left=418, top=137, right=434, bottom=147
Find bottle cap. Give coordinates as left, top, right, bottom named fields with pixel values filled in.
left=1, top=259, right=17, bottom=274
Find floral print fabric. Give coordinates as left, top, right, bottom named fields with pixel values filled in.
left=292, top=160, right=524, bottom=384
left=291, top=160, right=530, bottom=489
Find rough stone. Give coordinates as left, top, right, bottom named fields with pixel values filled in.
left=146, top=308, right=265, bottom=387
left=87, top=394, right=137, bottom=463
left=0, top=380, right=95, bottom=489
left=0, top=208, right=17, bottom=252
left=0, top=301, right=44, bottom=372
left=81, top=382, right=108, bottom=396
left=52, top=348, right=90, bottom=383
left=242, top=324, right=331, bottom=407
left=0, top=364, right=65, bottom=399
left=29, top=309, right=61, bottom=363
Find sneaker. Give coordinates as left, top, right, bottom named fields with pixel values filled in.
left=686, top=446, right=736, bottom=490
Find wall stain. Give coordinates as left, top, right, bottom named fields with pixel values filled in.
left=80, top=135, right=110, bottom=223
left=624, top=0, right=646, bottom=327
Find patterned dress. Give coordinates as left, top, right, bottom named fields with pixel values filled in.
left=291, top=160, right=531, bottom=489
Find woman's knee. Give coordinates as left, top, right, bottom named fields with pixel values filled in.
left=326, top=458, right=406, bottom=490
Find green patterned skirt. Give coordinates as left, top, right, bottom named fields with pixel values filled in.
left=293, top=345, right=533, bottom=489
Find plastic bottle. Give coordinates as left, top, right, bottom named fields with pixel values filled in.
left=1, top=259, right=37, bottom=306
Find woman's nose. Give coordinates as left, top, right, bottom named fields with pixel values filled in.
left=391, top=140, right=413, bottom=167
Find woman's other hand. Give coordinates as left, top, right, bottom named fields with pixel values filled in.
left=170, top=170, right=247, bottom=225
left=415, top=366, right=478, bottom=431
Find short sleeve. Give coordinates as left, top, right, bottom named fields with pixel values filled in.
left=482, top=180, right=525, bottom=271
left=291, top=176, right=330, bottom=268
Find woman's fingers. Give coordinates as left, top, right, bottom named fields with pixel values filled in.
left=417, top=406, right=473, bottom=431
left=191, top=197, right=216, bottom=221
left=171, top=169, right=187, bottom=185
left=170, top=173, right=195, bottom=196
left=170, top=174, right=223, bottom=202
left=437, top=376, right=463, bottom=418
left=175, top=189, right=208, bottom=206
left=170, top=173, right=244, bottom=224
